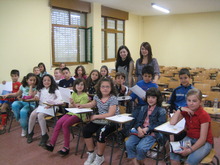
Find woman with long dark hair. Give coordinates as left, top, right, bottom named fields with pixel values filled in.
left=135, top=42, right=160, bottom=83
left=115, top=45, right=134, bottom=87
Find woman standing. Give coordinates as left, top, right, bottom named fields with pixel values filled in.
left=115, top=45, right=134, bottom=87
left=135, top=42, right=160, bottom=83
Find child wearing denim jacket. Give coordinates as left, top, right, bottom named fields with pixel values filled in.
left=126, top=87, right=167, bottom=165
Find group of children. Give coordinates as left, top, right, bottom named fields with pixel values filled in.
left=0, top=62, right=214, bottom=165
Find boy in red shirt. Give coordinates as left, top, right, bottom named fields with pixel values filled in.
left=0, top=69, right=21, bottom=134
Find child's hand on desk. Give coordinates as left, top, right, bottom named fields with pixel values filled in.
left=45, top=106, right=51, bottom=109
left=75, top=104, right=83, bottom=108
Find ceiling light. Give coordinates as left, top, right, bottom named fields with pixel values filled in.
left=151, top=3, right=170, bottom=14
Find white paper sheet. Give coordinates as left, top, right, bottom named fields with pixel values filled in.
left=0, top=81, right=12, bottom=95
left=155, top=119, right=185, bottom=134
left=65, top=108, right=93, bottom=114
left=129, top=85, right=146, bottom=99
left=58, top=87, right=71, bottom=103
left=105, top=115, right=134, bottom=123
left=36, top=105, right=55, bottom=116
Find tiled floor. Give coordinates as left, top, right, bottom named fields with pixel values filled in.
left=0, top=120, right=219, bottom=165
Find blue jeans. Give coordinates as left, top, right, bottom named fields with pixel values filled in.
left=12, top=101, right=35, bottom=130
left=126, top=134, right=156, bottom=160
left=170, top=136, right=212, bottom=165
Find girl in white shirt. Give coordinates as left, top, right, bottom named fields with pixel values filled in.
left=27, top=74, right=63, bottom=147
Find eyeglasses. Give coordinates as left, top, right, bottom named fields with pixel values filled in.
left=100, top=86, right=111, bottom=89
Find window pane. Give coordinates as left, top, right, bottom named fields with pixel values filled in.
left=70, top=12, right=86, bottom=26
left=101, top=17, right=105, bottom=29
left=117, top=33, right=124, bottom=49
left=51, top=9, right=69, bottom=25
left=87, top=28, right=92, bottom=62
left=54, top=27, right=77, bottom=62
left=117, top=20, right=124, bottom=31
left=107, top=33, right=116, bottom=59
left=102, top=31, right=105, bottom=60
left=107, top=19, right=115, bottom=29
left=79, top=29, right=85, bottom=62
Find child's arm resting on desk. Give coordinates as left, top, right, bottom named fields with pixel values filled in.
left=177, top=122, right=209, bottom=156
left=76, top=99, right=96, bottom=109
left=170, top=109, right=184, bottom=125
left=91, top=105, right=116, bottom=121
left=3, top=90, right=22, bottom=99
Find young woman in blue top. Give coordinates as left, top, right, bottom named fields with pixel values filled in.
left=126, top=87, right=167, bottom=165
left=135, top=42, right=160, bottom=83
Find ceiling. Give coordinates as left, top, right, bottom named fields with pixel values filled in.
left=82, top=0, right=220, bottom=16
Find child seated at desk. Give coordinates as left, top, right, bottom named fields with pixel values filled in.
left=114, top=72, right=128, bottom=105
left=169, top=68, right=194, bottom=113
left=125, top=87, right=167, bottom=165
left=53, top=68, right=63, bottom=84
left=45, top=78, right=89, bottom=156
left=0, top=69, right=21, bottom=134
left=170, top=88, right=213, bottom=165
left=76, top=77, right=119, bottom=165
left=86, top=69, right=101, bottom=100
left=168, top=68, right=193, bottom=141
left=58, top=67, right=75, bottom=89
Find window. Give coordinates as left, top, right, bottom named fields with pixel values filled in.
left=101, top=17, right=125, bottom=62
left=51, top=8, right=92, bottom=65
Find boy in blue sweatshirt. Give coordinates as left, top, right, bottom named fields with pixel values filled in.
left=168, top=68, right=193, bottom=141
left=168, top=68, right=194, bottom=113
left=130, top=65, right=158, bottom=107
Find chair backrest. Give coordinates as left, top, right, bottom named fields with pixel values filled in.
left=203, top=80, right=217, bottom=87
left=119, top=105, right=126, bottom=114
left=205, top=91, right=220, bottom=102
left=194, top=83, right=211, bottom=94
left=158, top=76, right=170, bottom=84
left=168, top=81, right=180, bottom=89
left=211, top=120, right=220, bottom=138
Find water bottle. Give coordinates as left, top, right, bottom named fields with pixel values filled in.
left=213, top=98, right=218, bottom=112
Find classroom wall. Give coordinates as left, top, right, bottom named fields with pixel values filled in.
left=0, top=0, right=143, bottom=82
left=0, top=0, right=51, bottom=82
left=143, top=12, right=220, bottom=68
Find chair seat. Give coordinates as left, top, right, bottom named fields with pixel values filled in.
left=45, top=112, right=63, bottom=120
left=201, top=149, right=216, bottom=164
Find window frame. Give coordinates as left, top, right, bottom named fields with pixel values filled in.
left=51, top=7, right=90, bottom=66
left=102, top=17, right=125, bottom=62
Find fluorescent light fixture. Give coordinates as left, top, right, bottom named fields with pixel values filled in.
left=151, top=3, right=170, bottom=14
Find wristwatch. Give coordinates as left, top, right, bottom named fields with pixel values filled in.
left=178, top=107, right=182, bottom=112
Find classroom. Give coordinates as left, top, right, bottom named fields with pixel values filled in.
left=0, top=0, right=220, bottom=165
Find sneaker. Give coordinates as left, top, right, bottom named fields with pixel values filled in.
left=21, top=129, right=27, bottom=137
left=149, top=151, right=157, bottom=158
left=91, top=154, right=104, bottom=165
left=84, top=152, right=96, bottom=165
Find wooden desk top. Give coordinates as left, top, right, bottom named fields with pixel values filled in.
left=204, top=107, right=220, bottom=115
left=158, top=83, right=168, bottom=87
